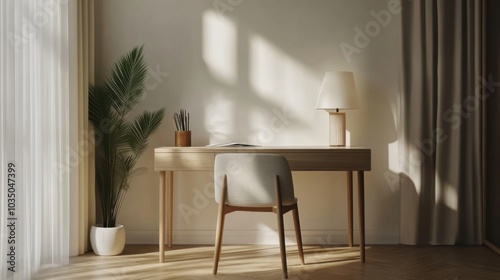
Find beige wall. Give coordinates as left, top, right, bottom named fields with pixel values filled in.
left=95, top=0, right=402, bottom=245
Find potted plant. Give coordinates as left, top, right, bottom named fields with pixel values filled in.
left=89, top=46, right=165, bottom=255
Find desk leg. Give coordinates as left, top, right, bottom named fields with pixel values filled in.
left=168, top=171, right=174, bottom=248
left=347, top=171, right=353, bottom=247
left=357, top=171, right=365, bottom=263
left=159, top=171, right=166, bottom=263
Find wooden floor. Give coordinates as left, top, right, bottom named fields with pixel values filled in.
left=34, top=244, right=500, bottom=280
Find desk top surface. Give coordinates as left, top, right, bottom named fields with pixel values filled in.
left=154, top=146, right=371, bottom=171
left=155, top=146, right=370, bottom=153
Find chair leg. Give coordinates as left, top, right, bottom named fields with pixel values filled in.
left=275, top=176, right=288, bottom=279
left=292, top=205, right=305, bottom=265
left=277, top=211, right=288, bottom=279
left=213, top=206, right=226, bottom=275
left=213, top=179, right=228, bottom=275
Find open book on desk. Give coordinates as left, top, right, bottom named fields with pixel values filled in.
left=206, top=142, right=260, bottom=147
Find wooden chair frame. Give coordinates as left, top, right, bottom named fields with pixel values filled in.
left=213, top=175, right=305, bottom=279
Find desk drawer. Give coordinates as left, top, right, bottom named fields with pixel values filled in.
left=281, top=150, right=370, bottom=171
left=155, top=152, right=214, bottom=171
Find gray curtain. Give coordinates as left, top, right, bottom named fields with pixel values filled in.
left=400, top=0, right=482, bottom=245
left=484, top=0, right=500, bottom=252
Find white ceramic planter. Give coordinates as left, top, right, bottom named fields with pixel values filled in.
left=90, top=224, right=126, bottom=256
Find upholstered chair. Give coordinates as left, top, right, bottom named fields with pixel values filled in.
left=212, top=153, right=305, bottom=279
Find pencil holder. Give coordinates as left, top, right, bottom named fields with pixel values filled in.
left=175, top=131, right=191, bottom=147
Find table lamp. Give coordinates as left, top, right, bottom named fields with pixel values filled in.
left=316, top=71, right=359, bottom=146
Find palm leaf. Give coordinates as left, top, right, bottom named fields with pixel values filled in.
left=89, top=84, right=113, bottom=127
left=127, top=108, right=166, bottom=156
left=107, top=46, right=148, bottom=118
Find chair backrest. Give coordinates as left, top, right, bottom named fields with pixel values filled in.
left=214, top=153, right=296, bottom=207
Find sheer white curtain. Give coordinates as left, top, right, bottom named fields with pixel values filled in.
left=0, top=0, right=78, bottom=279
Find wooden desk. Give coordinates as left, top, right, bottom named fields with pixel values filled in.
left=154, top=146, right=371, bottom=263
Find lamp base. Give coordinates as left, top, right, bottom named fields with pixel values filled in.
left=328, top=112, right=346, bottom=147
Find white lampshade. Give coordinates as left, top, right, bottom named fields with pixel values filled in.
left=316, top=71, right=359, bottom=111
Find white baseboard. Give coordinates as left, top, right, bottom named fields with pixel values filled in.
left=126, top=229, right=398, bottom=245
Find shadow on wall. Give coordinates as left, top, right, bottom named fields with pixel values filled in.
left=199, top=8, right=313, bottom=146
left=194, top=1, right=401, bottom=240
left=93, top=0, right=403, bottom=244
